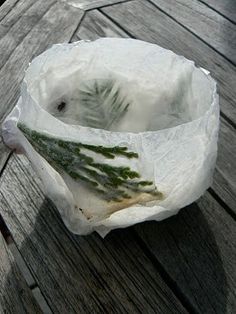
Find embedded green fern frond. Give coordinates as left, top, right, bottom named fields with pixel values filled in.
left=78, top=79, right=130, bottom=130
left=18, top=123, right=160, bottom=202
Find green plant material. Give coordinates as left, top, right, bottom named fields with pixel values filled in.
left=18, top=123, right=159, bottom=202
left=78, top=79, right=130, bottom=130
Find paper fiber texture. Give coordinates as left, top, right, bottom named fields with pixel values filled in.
left=2, top=38, right=219, bottom=237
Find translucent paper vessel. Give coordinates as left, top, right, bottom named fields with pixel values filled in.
left=2, top=38, right=219, bottom=236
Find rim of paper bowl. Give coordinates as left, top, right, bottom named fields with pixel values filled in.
left=22, top=38, right=218, bottom=136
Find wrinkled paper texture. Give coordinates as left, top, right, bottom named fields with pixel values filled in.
left=2, top=38, right=219, bottom=237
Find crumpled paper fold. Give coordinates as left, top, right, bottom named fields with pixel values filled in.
left=2, top=38, right=219, bottom=237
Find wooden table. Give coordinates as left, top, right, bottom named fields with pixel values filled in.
left=0, top=0, right=235, bottom=313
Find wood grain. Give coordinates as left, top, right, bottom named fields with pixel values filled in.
left=32, top=287, right=53, bottom=314
left=0, top=0, right=84, bottom=173
left=0, top=0, right=55, bottom=69
left=74, top=13, right=236, bottom=309
left=150, top=0, right=236, bottom=64
left=213, top=118, right=236, bottom=211
left=0, top=138, right=10, bottom=174
left=0, top=0, right=40, bottom=39
left=0, top=0, right=20, bottom=22
left=0, top=231, right=42, bottom=314
left=0, top=154, right=188, bottom=314
left=76, top=9, right=236, bottom=212
left=62, top=0, right=133, bottom=10
left=72, top=9, right=128, bottom=41
left=8, top=240, right=36, bottom=287
left=135, top=192, right=236, bottom=314
left=102, top=0, right=236, bottom=125
left=0, top=3, right=235, bottom=314
left=199, top=0, right=236, bottom=23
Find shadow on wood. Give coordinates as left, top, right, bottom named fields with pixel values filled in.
left=135, top=201, right=230, bottom=314
left=0, top=232, right=42, bottom=313
left=1, top=196, right=187, bottom=313
left=1, top=195, right=229, bottom=313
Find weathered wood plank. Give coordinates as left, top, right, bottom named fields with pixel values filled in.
left=0, top=0, right=55, bottom=68
left=0, top=154, right=188, bottom=314
left=150, top=0, right=236, bottom=64
left=0, top=138, right=10, bottom=174
left=75, top=12, right=236, bottom=310
left=76, top=9, right=236, bottom=212
left=135, top=192, right=236, bottom=314
left=102, top=0, right=236, bottom=125
left=0, top=231, right=42, bottom=314
left=0, top=1, right=84, bottom=173
left=0, top=0, right=20, bottom=21
left=62, top=0, right=133, bottom=10
left=32, top=287, right=53, bottom=314
left=199, top=0, right=236, bottom=23
left=213, top=118, right=236, bottom=211
left=0, top=0, right=39, bottom=39
left=8, top=239, right=36, bottom=287
left=72, top=9, right=128, bottom=41
left=0, top=6, right=235, bottom=314
left=0, top=1, right=84, bottom=114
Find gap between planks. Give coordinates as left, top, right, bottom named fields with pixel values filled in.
left=0, top=0, right=84, bottom=174
left=0, top=223, right=53, bottom=314
left=0, top=231, right=43, bottom=313
left=197, top=0, right=236, bottom=24
left=97, top=3, right=236, bottom=214
left=1, top=2, right=233, bottom=218
left=61, top=0, right=135, bottom=11
left=1, top=7, right=234, bottom=313
left=0, top=2, right=234, bottom=312
left=0, top=0, right=21, bottom=23
left=0, top=154, right=189, bottom=313
left=84, top=0, right=135, bottom=11
left=0, top=3, right=188, bottom=312
left=99, top=4, right=236, bottom=125
left=147, top=0, right=236, bottom=66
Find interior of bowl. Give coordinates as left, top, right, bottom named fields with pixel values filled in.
left=26, top=39, right=215, bottom=133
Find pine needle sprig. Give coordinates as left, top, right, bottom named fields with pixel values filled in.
left=18, top=123, right=158, bottom=202
left=77, top=79, right=130, bottom=130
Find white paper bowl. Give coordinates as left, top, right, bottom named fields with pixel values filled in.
left=2, top=38, right=219, bottom=237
